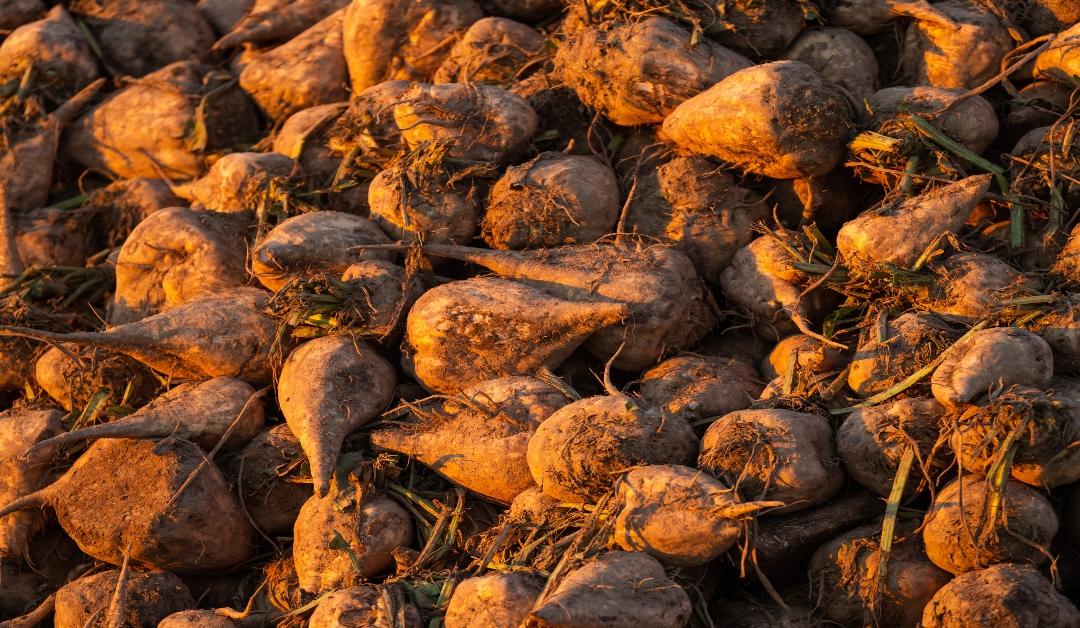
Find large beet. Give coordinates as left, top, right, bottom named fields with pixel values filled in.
left=0, top=438, right=255, bottom=573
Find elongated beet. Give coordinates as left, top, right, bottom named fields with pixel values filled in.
left=30, top=377, right=265, bottom=454
left=0, top=289, right=284, bottom=383
left=370, top=375, right=570, bottom=503
left=278, top=335, right=396, bottom=497
left=403, top=276, right=628, bottom=393
left=420, top=242, right=717, bottom=371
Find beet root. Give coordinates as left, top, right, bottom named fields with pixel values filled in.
left=923, top=475, right=1058, bottom=574
left=526, top=551, right=691, bottom=628
left=445, top=572, right=542, bottom=628
left=238, top=9, right=349, bottom=121
left=223, top=424, right=310, bottom=536
left=53, top=568, right=194, bottom=628
left=482, top=152, right=620, bottom=250
left=847, top=312, right=959, bottom=397
left=699, top=409, right=843, bottom=512
left=613, top=464, right=781, bottom=567
left=901, top=0, right=1013, bottom=89
left=782, top=27, right=878, bottom=101
left=836, top=175, right=991, bottom=270
left=622, top=155, right=769, bottom=285
left=0, top=6, right=99, bottom=101
left=639, top=355, right=763, bottom=424
left=0, top=407, right=63, bottom=560
left=180, top=151, right=297, bottom=214
left=159, top=610, right=239, bottom=628
left=393, top=82, right=537, bottom=164
left=930, top=327, right=1054, bottom=408
left=421, top=242, right=718, bottom=371
left=251, top=211, right=392, bottom=292
left=0, top=438, right=255, bottom=573
left=433, top=16, right=544, bottom=85
left=110, top=207, right=251, bottom=325
left=69, top=0, right=214, bottom=78
left=63, top=61, right=258, bottom=180
left=370, top=375, right=570, bottom=503
left=526, top=394, right=698, bottom=503
left=342, top=0, right=482, bottom=92
left=34, top=344, right=161, bottom=413
left=402, top=276, right=628, bottom=394
left=661, top=60, right=853, bottom=179
left=309, top=584, right=423, bottom=627
left=809, top=519, right=952, bottom=627
left=32, top=376, right=265, bottom=453
left=278, top=335, right=396, bottom=497
left=1, top=289, right=284, bottom=383
left=293, top=484, right=412, bottom=594
left=837, top=397, right=946, bottom=497
left=921, top=563, right=1080, bottom=628
left=555, top=16, right=750, bottom=126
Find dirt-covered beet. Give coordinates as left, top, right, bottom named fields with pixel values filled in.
left=251, top=211, right=392, bottom=291
left=110, top=207, right=251, bottom=325
left=0, top=407, right=63, bottom=561
left=0, top=438, right=255, bottom=573
left=63, top=61, right=259, bottom=180
left=1034, top=21, right=1080, bottom=85
left=662, top=60, right=854, bottom=179
left=0, top=6, right=98, bottom=102
left=719, top=231, right=840, bottom=341
left=836, top=397, right=946, bottom=497
left=930, top=327, right=1054, bottom=408
left=179, top=152, right=296, bottom=214
left=639, top=355, right=763, bottom=424
left=403, top=276, right=628, bottom=394
left=920, top=252, right=1036, bottom=320
left=371, top=375, right=570, bottom=503
left=847, top=312, right=959, bottom=397
left=69, top=0, right=215, bottom=77
left=921, top=563, right=1080, bottom=627
left=836, top=175, right=991, bottom=270
left=367, top=165, right=479, bottom=246
left=809, top=519, right=952, bottom=627
left=434, top=17, right=544, bottom=85
left=901, top=0, right=1013, bottom=89
left=53, top=569, right=194, bottom=628
left=393, top=82, right=537, bottom=163
left=622, top=155, right=770, bottom=285
left=556, top=16, right=750, bottom=126
left=699, top=409, right=842, bottom=512
left=526, top=551, right=692, bottom=628
left=278, top=335, right=396, bottom=497
left=292, top=483, right=412, bottom=594
left=34, top=345, right=161, bottom=412
left=482, top=152, right=619, bottom=249
left=613, top=464, right=780, bottom=566
left=445, top=572, right=542, bottom=628
left=223, top=424, right=310, bottom=536
left=782, top=27, right=878, bottom=101
left=309, top=584, right=423, bottom=627
left=34, top=376, right=265, bottom=453
left=238, top=9, right=349, bottom=121
left=343, top=0, right=482, bottom=92
left=922, top=475, right=1058, bottom=574
left=422, top=242, right=718, bottom=371
left=951, top=381, right=1080, bottom=488
left=526, top=394, right=698, bottom=503
left=3, top=289, right=284, bottom=382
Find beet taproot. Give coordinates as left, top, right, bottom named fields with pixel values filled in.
left=0, top=438, right=255, bottom=573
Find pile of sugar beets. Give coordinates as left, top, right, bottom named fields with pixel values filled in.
left=3, top=0, right=1080, bottom=626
